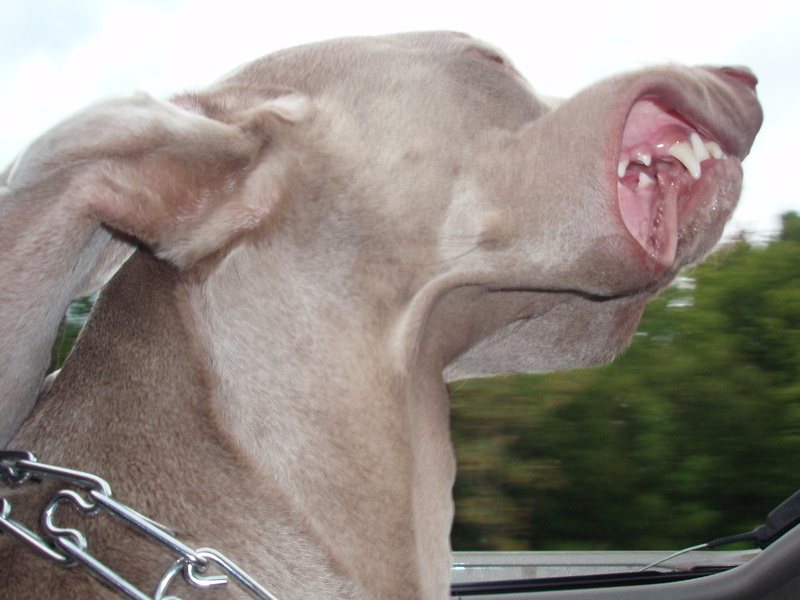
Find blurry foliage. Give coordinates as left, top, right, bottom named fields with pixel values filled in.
left=51, top=294, right=94, bottom=371
left=450, top=212, right=800, bottom=551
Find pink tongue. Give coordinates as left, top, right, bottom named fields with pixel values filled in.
left=618, top=172, right=678, bottom=267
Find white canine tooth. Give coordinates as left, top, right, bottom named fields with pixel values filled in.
left=638, top=172, right=655, bottom=188
left=618, top=159, right=630, bottom=178
left=705, top=141, right=726, bottom=159
left=690, top=132, right=711, bottom=162
left=667, top=140, right=702, bottom=180
left=637, top=152, right=652, bottom=167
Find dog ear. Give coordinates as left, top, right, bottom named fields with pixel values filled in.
left=74, top=92, right=312, bottom=269
left=0, top=92, right=311, bottom=445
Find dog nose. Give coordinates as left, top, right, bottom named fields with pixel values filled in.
left=715, top=66, right=759, bottom=91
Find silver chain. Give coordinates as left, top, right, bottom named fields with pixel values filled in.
left=0, top=450, right=279, bottom=600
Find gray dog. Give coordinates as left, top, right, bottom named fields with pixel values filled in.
left=0, top=32, right=761, bottom=599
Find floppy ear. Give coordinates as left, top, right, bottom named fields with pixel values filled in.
left=73, top=92, right=311, bottom=268
left=0, top=91, right=310, bottom=445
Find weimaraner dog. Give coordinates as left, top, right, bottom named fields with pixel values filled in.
left=0, top=32, right=762, bottom=599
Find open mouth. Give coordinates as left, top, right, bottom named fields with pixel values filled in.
left=617, top=98, right=729, bottom=268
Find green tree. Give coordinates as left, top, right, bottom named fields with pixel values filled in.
left=50, top=295, right=94, bottom=371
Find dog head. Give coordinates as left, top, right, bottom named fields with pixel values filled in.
left=158, top=32, right=761, bottom=382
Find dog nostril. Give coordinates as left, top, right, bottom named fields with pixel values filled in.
left=718, top=66, right=759, bottom=90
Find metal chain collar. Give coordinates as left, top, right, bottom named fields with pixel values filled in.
left=0, top=450, right=279, bottom=600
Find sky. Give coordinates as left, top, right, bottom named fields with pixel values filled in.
left=1, top=0, right=797, bottom=239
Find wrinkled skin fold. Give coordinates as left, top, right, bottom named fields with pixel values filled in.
left=0, top=32, right=761, bottom=599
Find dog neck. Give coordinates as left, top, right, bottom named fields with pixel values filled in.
left=12, top=249, right=453, bottom=598
left=183, top=239, right=458, bottom=599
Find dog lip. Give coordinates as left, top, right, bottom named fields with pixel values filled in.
left=647, top=68, right=762, bottom=161
left=710, top=66, right=759, bottom=92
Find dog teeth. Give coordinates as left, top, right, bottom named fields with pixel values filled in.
left=670, top=134, right=727, bottom=179
left=638, top=172, right=655, bottom=189
left=619, top=135, right=725, bottom=182
left=667, top=140, right=702, bottom=180
left=705, top=141, right=726, bottom=159
left=617, top=154, right=653, bottom=179
left=691, top=132, right=711, bottom=162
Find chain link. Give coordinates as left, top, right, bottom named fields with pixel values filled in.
left=0, top=450, right=279, bottom=600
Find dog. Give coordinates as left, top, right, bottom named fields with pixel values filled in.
left=0, top=32, right=762, bottom=599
